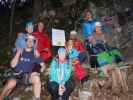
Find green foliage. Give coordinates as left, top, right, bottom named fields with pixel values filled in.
left=0, top=48, right=11, bottom=66
left=0, top=67, right=10, bottom=87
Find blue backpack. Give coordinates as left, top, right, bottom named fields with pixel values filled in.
left=12, top=33, right=27, bottom=55
left=15, top=33, right=27, bottom=49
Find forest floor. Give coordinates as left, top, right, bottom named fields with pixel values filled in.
left=0, top=54, right=132, bottom=100
left=0, top=64, right=132, bottom=100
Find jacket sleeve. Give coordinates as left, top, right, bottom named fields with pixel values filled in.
left=69, top=48, right=79, bottom=59
left=49, top=59, right=57, bottom=82
left=82, top=23, right=87, bottom=35
left=63, top=63, right=72, bottom=83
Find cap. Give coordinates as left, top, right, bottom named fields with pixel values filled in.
left=95, top=22, right=102, bottom=27
left=70, top=30, right=77, bottom=35
left=58, top=47, right=67, bottom=55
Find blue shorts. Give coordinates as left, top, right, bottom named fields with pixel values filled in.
left=7, top=71, right=31, bottom=85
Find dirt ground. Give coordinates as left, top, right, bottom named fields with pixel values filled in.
left=75, top=64, right=133, bottom=100
left=0, top=64, right=133, bottom=100
left=81, top=64, right=133, bottom=100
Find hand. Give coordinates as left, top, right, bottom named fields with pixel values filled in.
left=11, top=48, right=22, bottom=68
left=34, top=50, right=40, bottom=58
left=40, top=66, right=45, bottom=73
left=40, top=63, right=46, bottom=73
left=59, top=84, right=66, bottom=94
left=88, top=36, right=93, bottom=43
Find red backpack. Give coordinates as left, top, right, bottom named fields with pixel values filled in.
left=72, top=59, right=86, bottom=80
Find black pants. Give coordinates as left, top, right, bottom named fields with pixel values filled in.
left=89, top=56, right=100, bottom=68
left=48, top=79, right=75, bottom=100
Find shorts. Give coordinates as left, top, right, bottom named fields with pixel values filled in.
left=8, top=71, right=32, bottom=85
left=32, top=64, right=41, bottom=73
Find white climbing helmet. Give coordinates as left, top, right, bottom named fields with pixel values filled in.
left=95, top=22, right=102, bottom=27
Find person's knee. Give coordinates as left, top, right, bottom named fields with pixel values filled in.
left=65, top=79, right=75, bottom=90
left=7, top=79, right=17, bottom=88
left=48, top=81, right=59, bottom=92
left=31, top=73, right=41, bottom=85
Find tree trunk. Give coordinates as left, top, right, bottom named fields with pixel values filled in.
left=33, top=0, right=42, bottom=22
left=9, top=0, right=16, bottom=48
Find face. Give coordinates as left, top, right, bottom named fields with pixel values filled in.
left=67, top=40, right=74, bottom=50
left=26, top=38, right=35, bottom=48
left=58, top=53, right=66, bottom=61
left=70, top=34, right=76, bottom=40
left=38, top=22, right=44, bottom=32
left=26, top=27, right=33, bottom=33
left=85, top=11, right=92, bottom=20
left=95, top=26, right=102, bottom=34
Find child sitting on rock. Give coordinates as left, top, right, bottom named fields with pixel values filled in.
left=69, top=30, right=87, bottom=64
left=66, top=40, right=87, bottom=82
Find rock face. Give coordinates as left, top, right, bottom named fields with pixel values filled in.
left=0, top=0, right=132, bottom=57
left=33, top=0, right=133, bottom=57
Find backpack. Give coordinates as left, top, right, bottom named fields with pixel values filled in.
left=72, top=59, right=86, bottom=80
left=97, top=51, right=114, bottom=67
left=109, top=48, right=123, bottom=63
left=15, top=33, right=27, bottom=49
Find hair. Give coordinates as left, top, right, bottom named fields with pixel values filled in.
left=83, top=8, right=93, bottom=19
left=37, top=20, right=44, bottom=25
left=35, top=20, right=47, bottom=32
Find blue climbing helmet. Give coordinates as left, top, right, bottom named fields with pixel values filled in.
left=58, top=47, right=67, bottom=55
left=26, top=21, right=34, bottom=28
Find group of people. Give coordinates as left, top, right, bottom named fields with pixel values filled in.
left=0, top=9, right=124, bottom=100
